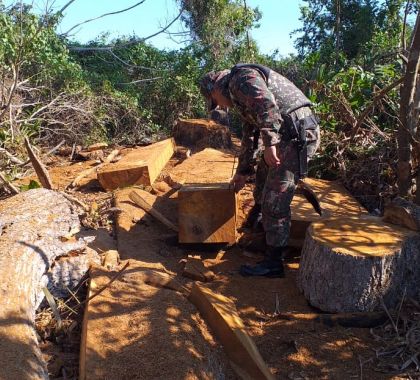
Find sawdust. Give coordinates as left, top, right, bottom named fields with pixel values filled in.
left=16, top=143, right=402, bottom=379
left=82, top=263, right=232, bottom=380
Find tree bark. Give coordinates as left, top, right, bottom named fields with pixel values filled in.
left=398, top=12, right=420, bottom=197
left=298, top=217, right=420, bottom=312
left=0, top=189, right=86, bottom=379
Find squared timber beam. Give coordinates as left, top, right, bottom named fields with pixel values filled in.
left=189, top=283, right=274, bottom=380
left=178, top=183, right=236, bottom=244
left=98, top=138, right=175, bottom=191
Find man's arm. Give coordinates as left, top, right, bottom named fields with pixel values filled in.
left=236, top=122, right=258, bottom=175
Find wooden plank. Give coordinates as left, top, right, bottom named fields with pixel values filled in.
left=189, top=283, right=275, bottom=380
left=179, top=183, right=236, bottom=243
left=98, top=138, right=175, bottom=190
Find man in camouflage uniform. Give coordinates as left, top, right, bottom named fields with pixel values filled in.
left=199, top=64, right=320, bottom=277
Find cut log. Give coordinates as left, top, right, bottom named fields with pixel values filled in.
left=98, top=138, right=175, bottom=191
left=182, top=256, right=215, bottom=282
left=298, top=216, right=420, bottom=312
left=47, top=247, right=100, bottom=298
left=171, top=148, right=237, bottom=244
left=0, top=189, right=86, bottom=380
left=173, top=118, right=232, bottom=150
left=189, top=283, right=274, bottom=380
left=179, top=184, right=236, bottom=243
left=383, top=197, right=420, bottom=231
left=289, top=178, right=369, bottom=248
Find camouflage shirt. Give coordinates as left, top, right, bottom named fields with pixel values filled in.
left=228, top=67, right=311, bottom=175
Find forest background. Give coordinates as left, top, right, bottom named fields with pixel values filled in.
left=0, top=0, right=419, bottom=211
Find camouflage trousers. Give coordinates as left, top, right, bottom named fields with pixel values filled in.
left=254, top=108, right=320, bottom=247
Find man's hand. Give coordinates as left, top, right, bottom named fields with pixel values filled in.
left=264, top=145, right=280, bottom=167
left=230, top=173, right=248, bottom=193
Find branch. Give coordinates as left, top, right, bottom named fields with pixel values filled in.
left=58, top=0, right=78, bottom=14
left=108, top=50, right=168, bottom=71
left=0, top=171, right=20, bottom=195
left=62, top=0, right=147, bottom=36
left=68, top=7, right=183, bottom=52
left=0, top=64, right=20, bottom=121
left=349, top=76, right=404, bottom=142
left=119, top=77, right=162, bottom=85
left=401, top=0, right=413, bottom=52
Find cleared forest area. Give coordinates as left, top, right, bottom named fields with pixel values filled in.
left=1, top=1, right=420, bottom=379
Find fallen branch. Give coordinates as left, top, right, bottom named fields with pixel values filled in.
left=129, top=190, right=179, bottom=232
left=350, top=77, right=404, bottom=142
left=0, top=171, right=20, bottom=194
left=0, top=147, right=24, bottom=165
left=67, top=261, right=130, bottom=313
left=68, top=149, right=120, bottom=189
left=59, top=191, right=90, bottom=212
left=24, top=137, right=54, bottom=189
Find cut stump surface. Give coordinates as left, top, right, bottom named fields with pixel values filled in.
left=298, top=216, right=420, bottom=312
left=173, top=118, right=232, bottom=150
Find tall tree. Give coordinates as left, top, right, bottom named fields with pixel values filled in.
left=294, top=0, right=403, bottom=62
left=398, top=11, right=420, bottom=199
left=177, top=0, right=261, bottom=67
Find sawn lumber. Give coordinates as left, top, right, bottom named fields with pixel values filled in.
left=171, top=148, right=237, bottom=243
left=97, top=138, right=175, bottom=190
left=189, top=283, right=274, bottom=380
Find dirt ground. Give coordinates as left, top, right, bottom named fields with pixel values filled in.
left=17, top=146, right=411, bottom=379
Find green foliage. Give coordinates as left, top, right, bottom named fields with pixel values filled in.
left=20, top=179, right=41, bottom=191
left=0, top=4, right=83, bottom=88
left=293, top=0, right=405, bottom=65
left=177, top=0, right=261, bottom=67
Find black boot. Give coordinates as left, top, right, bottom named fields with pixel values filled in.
left=242, top=204, right=263, bottom=232
left=240, top=246, right=285, bottom=278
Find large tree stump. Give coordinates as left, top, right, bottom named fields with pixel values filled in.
left=298, top=216, right=420, bottom=312
left=173, top=118, right=232, bottom=150
left=0, top=189, right=86, bottom=380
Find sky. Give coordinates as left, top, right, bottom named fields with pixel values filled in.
left=6, top=0, right=305, bottom=56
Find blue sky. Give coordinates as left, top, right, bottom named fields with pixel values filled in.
left=5, top=0, right=304, bottom=56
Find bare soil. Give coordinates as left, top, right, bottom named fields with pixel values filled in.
left=14, top=145, right=409, bottom=379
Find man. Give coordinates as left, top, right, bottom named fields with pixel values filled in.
left=199, top=63, right=320, bottom=278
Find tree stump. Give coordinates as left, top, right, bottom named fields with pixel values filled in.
left=298, top=216, right=420, bottom=312
left=173, top=118, right=232, bottom=150
left=0, top=189, right=87, bottom=380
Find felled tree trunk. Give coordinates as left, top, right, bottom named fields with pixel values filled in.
left=0, top=189, right=86, bottom=380
left=298, top=217, right=420, bottom=313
